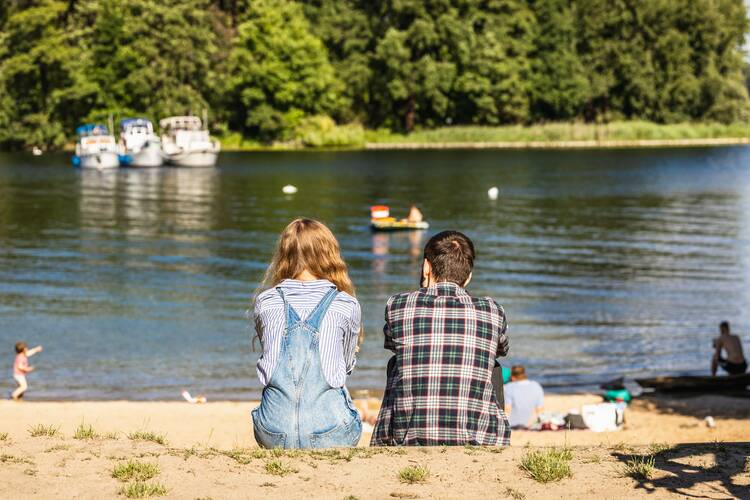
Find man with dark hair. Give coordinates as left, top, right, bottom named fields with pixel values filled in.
left=711, top=321, right=747, bottom=376
left=371, top=231, right=510, bottom=446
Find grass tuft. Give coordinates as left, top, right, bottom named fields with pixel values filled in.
left=0, top=454, right=33, bottom=465
left=44, top=444, right=70, bottom=453
left=28, top=424, right=60, bottom=437
left=0, top=432, right=8, bottom=441
left=73, top=422, right=98, bottom=440
left=504, top=487, right=526, bottom=500
left=112, top=460, right=160, bottom=482
left=519, top=448, right=573, bottom=483
left=118, top=481, right=167, bottom=498
left=624, top=455, right=656, bottom=480
left=127, top=431, right=168, bottom=446
left=648, top=443, right=672, bottom=455
left=389, top=493, right=419, bottom=499
left=264, top=459, right=298, bottom=476
left=221, top=448, right=252, bottom=465
left=398, top=465, right=430, bottom=484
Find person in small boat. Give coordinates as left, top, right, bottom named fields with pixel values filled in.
left=504, top=365, right=544, bottom=429
left=406, top=205, right=423, bottom=223
left=251, top=218, right=362, bottom=448
left=711, top=321, right=747, bottom=376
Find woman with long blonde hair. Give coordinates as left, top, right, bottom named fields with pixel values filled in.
left=251, top=218, right=362, bottom=449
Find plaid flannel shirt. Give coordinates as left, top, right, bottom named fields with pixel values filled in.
left=371, top=282, right=510, bottom=446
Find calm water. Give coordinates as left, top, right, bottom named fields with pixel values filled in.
left=1, top=148, right=750, bottom=400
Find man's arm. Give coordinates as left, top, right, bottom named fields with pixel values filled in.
left=495, top=302, right=509, bottom=357
left=383, top=297, right=396, bottom=353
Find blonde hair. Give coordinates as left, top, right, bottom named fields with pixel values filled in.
left=254, top=219, right=362, bottom=343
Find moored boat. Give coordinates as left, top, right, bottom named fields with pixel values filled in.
left=159, top=116, right=220, bottom=168
left=72, top=124, right=120, bottom=170
left=635, top=373, right=750, bottom=393
left=118, top=118, right=163, bottom=168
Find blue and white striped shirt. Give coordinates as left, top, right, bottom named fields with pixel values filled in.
left=253, top=279, right=361, bottom=388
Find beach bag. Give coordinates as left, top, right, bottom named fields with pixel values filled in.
left=581, top=403, right=624, bottom=432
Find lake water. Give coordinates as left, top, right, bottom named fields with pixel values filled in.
left=1, top=148, right=750, bottom=400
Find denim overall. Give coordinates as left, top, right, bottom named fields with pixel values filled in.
left=252, top=286, right=362, bottom=448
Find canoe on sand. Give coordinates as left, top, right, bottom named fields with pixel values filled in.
left=635, top=373, right=750, bottom=393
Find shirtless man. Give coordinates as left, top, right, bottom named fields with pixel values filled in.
left=711, top=321, right=747, bottom=376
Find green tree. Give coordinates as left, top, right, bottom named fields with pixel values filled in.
left=0, top=0, right=97, bottom=149
left=527, top=0, right=588, bottom=120
left=225, top=0, right=345, bottom=141
left=75, top=0, right=219, bottom=124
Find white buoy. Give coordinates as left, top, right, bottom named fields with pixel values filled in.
left=282, top=184, right=298, bottom=195
left=487, top=186, right=499, bottom=200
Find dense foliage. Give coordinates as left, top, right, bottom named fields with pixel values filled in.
left=0, top=0, right=748, bottom=149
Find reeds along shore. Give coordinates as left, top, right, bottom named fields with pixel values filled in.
left=0, top=394, right=748, bottom=499
left=216, top=121, right=750, bottom=150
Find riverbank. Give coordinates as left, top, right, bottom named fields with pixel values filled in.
left=0, top=394, right=747, bottom=498
left=216, top=121, right=750, bottom=151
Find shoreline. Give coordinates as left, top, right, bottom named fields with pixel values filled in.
left=0, top=395, right=747, bottom=498
left=363, top=137, right=750, bottom=150
left=24, top=135, right=750, bottom=155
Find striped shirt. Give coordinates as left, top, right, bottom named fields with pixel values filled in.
left=253, top=279, right=361, bottom=388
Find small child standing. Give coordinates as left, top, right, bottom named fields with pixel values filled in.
left=12, top=342, right=42, bottom=401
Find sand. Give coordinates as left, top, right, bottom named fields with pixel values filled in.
left=0, top=394, right=748, bottom=499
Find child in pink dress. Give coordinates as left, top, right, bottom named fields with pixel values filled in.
left=12, top=342, right=42, bottom=401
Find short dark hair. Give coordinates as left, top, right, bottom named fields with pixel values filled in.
left=511, top=365, right=527, bottom=380
left=423, top=230, right=475, bottom=285
left=15, top=342, right=27, bottom=354
left=720, top=321, right=730, bottom=334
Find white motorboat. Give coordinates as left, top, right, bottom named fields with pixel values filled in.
left=72, top=124, right=120, bottom=170
left=159, top=116, right=220, bottom=168
left=118, top=118, right=163, bottom=168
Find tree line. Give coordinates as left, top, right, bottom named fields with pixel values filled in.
left=0, top=0, right=748, bottom=150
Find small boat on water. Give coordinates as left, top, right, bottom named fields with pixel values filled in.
left=636, top=373, right=750, bottom=393
left=118, top=118, right=163, bottom=168
left=159, top=116, right=220, bottom=168
left=72, top=124, right=120, bottom=170
left=370, top=205, right=430, bottom=231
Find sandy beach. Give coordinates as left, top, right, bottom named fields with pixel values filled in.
left=0, top=394, right=748, bottom=499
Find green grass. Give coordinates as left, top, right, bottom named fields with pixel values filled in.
left=648, top=442, right=673, bottom=455
left=624, top=455, right=656, bottom=480
left=221, top=448, right=253, bottom=465
left=44, top=444, right=70, bottom=453
left=519, top=448, right=573, bottom=483
left=127, top=431, right=168, bottom=446
left=504, top=487, right=526, bottom=500
left=398, top=465, right=430, bottom=484
left=28, top=424, right=60, bottom=437
left=264, top=459, right=298, bottom=476
left=118, top=481, right=167, bottom=498
left=366, top=121, right=750, bottom=144
left=0, top=454, right=33, bottom=465
left=112, top=460, right=160, bottom=482
left=73, top=423, right=98, bottom=440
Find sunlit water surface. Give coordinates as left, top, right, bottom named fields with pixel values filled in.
left=1, top=148, right=750, bottom=399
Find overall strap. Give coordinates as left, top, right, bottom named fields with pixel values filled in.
left=304, top=287, right=339, bottom=330
left=275, top=287, right=301, bottom=325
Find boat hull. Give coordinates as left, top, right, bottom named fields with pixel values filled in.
left=77, top=152, right=120, bottom=169
left=165, top=151, right=218, bottom=168
left=636, top=373, right=750, bottom=393
left=122, top=145, right=164, bottom=168
left=371, top=219, right=430, bottom=232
